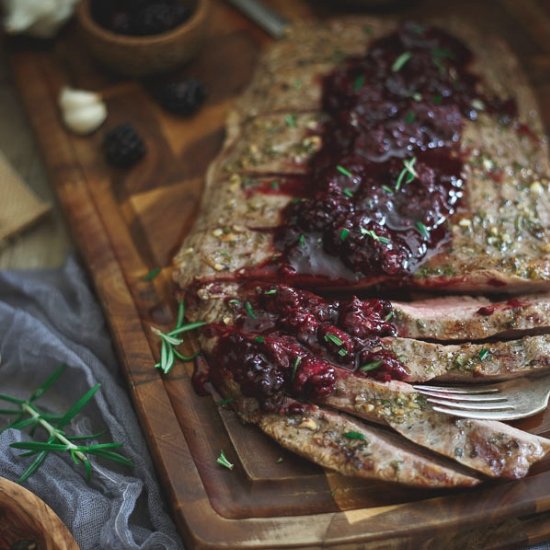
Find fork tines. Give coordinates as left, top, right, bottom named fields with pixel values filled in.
left=413, top=383, right=516, bottom=417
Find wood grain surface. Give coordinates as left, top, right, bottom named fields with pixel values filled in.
left=5, top=0, right=550, bottom=548
left=0, top=476, right=78, bottom=550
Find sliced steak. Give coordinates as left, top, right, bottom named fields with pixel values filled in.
left=188, top=282, right=550, bottom=383
left=393, top=294, right=550, bottom=340
left=202, top=327, right=550, bottom=479
left=387, top=335, right=550, bottom=382
left=174, top=18, right=550, bottom=488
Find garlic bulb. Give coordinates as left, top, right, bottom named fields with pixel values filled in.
left=58, top=87, right=107, bottom=135
left=2, top=0, right=80, bottom=39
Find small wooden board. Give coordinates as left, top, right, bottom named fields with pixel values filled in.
left=0, top=476, right=78, bottom=549
left=7, top=0, right=550, bottom=547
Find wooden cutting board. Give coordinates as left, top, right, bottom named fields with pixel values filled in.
left=6, top=0, right=550, bottom=547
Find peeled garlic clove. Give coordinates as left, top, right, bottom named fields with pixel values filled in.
left=58, top=87, right=107, bottom=135
left=58, top=87, right=100, bottom=110
left=63, top=104, right=108, bottom=136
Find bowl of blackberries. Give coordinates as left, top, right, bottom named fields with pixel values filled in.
left=77, top=0, right=210, bottom=77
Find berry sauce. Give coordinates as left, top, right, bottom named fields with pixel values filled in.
left=270, top=22, right=517, bottom=282
left=206, top=284, right=406, bottom=411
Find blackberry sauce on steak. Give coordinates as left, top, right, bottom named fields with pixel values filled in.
left=275, top=22, right=515, bottom=279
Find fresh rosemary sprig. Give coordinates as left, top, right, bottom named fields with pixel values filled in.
left=0, top=364, right=132, bottom=483
left=153, top=301, right=206, bottom=374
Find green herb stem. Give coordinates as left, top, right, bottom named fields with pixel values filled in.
left=392, top=51, right=412, bottom=72
left=22, top=403, right=88, bottom=465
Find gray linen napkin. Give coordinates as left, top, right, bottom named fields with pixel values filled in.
left=0, top=256, right=183, bottom=550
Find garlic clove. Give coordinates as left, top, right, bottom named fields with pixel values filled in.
left=63, top=104, right=107, bottom=135
left=59, top=87, right=108, bottom=135
left=59, top=87, right=102, bottom=110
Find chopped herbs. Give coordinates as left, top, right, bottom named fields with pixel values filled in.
left=362, top=24, right=373, bottom=35
left=153, top=301, right=205, bottom=374
left=254, top=336, right=265, bottom=343
left=412, top=92, right=422, bottom=101
left=324, top=333, right=344, bottom=347
left=382, top=185, right=394, bottom=194
left=384, top=311, right=395, bottom=322
left=343, top=431, right=366, bottom=441
left=291, top=356, right=302, bottom=381
left=217, top=450, right=234, bottom=470
left=392, top=51, right=412, bottom=72
left=284, top=114, right=297, bottom=128
left=415, top=221, right=430, bottom=239
left=479, top=348, right=491, bottom=361
left=353, top=74, right=366, bottom=92
left=472, top=99, right=485, bottom=111
left=338, top=348, right=348, bottom=357
left=340, top=228, right=350, bottom=241
left=142, top=267, right=161, bottom=281
left=404, top=111, right=416, bottom=124
left=409, top=22, right=425, bottom=34
left=432, top=47, right=453, bottom=60
left=228, top=299, right=241, bottom=308
left=244, top=301, right=257, bottom=319
left=431, top=48, right=452, bottom=74
left=433, top=94, right=443, bottom=105
left=360, top=227, right=391, bottom=245
left=270, top=180, right=280, bottom=190
left=336, top=164, right=353, bottom=178
left=298, top=234, right=306, bottom=247
left=395, top=157, right=417, bottom=191
left=264, top=289, right=277, bottom=295
left=216, top=397, right=234, bottom=407
left=359, top=360, right=383, bottom=372
left=293, top=79, right=303, bottom=90
left=343, top=188, right=354, bottom=198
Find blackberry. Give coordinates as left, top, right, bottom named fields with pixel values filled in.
left=91, top=0, right=191, bottom=36
left=102, top=124, right=146, bottom=168
left=150, top=78, right=207, bottom=116
left=133, top=2, right=191, bottom=36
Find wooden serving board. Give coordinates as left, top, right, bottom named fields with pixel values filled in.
left=7, top=0, right=550, bottom=547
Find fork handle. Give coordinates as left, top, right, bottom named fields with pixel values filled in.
left=225, top=0, right=290, bottom=39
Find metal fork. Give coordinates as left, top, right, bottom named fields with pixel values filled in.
left=413, top=372, right=550, bottom=421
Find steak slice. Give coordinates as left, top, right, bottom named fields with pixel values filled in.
left=386, top=335, right=550, bottom=382
left=392, top=294, right=550, bottom=340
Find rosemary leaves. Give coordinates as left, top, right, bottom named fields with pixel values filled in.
left=153, top=301, right=206, bottom=374
left=0, top=364, right=132, bottom=482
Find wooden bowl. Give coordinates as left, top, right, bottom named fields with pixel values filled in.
left=76, top=0, right=210, bottom=77
left=0, top=476, right=78, bottom=549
